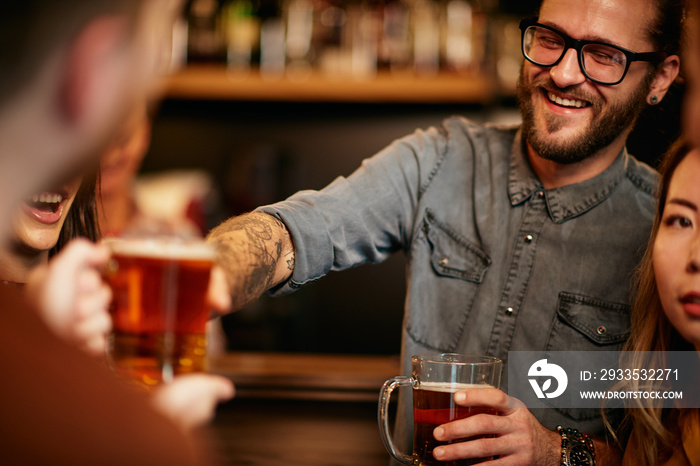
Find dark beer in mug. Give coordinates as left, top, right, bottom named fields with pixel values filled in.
left=413, top=382, right=497, bottom=466
left=106, top=239, right=215, bottom=387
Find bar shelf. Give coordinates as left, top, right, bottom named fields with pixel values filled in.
left=161, top=65, right=498, bottom=104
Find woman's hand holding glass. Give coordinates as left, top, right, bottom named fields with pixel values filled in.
left=26, top=238, right=112, bottom=357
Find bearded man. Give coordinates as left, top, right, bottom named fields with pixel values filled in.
left=207, top=0, right=683, bottom=463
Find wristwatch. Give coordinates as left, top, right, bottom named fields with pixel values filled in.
left=556, top=426, right=596, bottom=466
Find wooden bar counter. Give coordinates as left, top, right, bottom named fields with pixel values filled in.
left=208, top=352, right=401, bottom=466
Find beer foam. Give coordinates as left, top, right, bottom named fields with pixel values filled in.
left=418, top=382, right=495, bottom=392
left=104, top=238, right=216, bottom=261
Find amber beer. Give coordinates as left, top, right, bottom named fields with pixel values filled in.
left=379, top=354, right=502, bottom=466
left=105, top=238, right=215, bottom=387
left=413, top=382, right=497, bottom=466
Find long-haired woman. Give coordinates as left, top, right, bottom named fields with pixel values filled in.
left=617, top=140, right=700, bottom=465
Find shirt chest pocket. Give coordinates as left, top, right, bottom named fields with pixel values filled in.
left=427, top=221, right=491, bottom=282
left=406, top=210, right=491, bottom=351
left=545, top=292, right=630, bottom=422
left=547, top=292, right=630, bottom=351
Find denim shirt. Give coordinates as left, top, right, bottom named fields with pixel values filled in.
left=257, top=116, right=658, bottom=452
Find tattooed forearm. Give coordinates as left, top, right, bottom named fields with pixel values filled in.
left=207, top=212, right=295, bottom=310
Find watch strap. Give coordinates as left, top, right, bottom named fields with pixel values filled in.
left=556, top=425, right=596, bottom=466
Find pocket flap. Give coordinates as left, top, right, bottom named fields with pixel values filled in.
left=424, top=210, right=491, bottom=283
left=557, top=292, right=630, bottom=345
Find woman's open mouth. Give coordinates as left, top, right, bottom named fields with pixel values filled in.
left=22, top=191, right=69, bottom=224
left=28, top=193, right=64, bottom=213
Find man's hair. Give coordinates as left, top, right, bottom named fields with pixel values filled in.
left=536, top=0, right=686, bottom=56
left=0, top=0, right=141, bottom=108
left=647, top=0, right=687, bottom=56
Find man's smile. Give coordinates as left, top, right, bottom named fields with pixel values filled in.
left=547, top=91, right=590, bottom=108
left=543, top=89, right=592, bottom=109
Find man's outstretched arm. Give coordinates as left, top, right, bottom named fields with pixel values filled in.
left=207, top=212, right=295, bottom=310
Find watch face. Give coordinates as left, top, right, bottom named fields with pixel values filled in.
left=569, top=444, right=594, bottom=465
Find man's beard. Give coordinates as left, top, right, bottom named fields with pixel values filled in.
left=517, top=69, right=653, bottom=165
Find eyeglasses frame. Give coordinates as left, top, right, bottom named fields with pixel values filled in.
left=518, top=18, right=667, bottom=85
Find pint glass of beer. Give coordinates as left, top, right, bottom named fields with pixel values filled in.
left=378, top=353, right=503, bottom=466
left=104, top=237, right=217, bottom=388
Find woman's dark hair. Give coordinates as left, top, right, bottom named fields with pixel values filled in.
left=49, top=171, right=100, bottom=257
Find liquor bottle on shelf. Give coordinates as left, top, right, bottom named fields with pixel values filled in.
left=223, top=0, right=261, bottom=77
left=379, top=0, right=411, bottom=74
left=412, top=0, right=440, bottom=76
left=186, top=0, right=226, bottom=63
left=259, top=0, right=286, bottom=80
left=285, top=0, right=314, bottom=81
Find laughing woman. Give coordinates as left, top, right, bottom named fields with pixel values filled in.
left=0, top=170, right=233, bottom=431
left=0, top=173, right=113, bottom=356
left=1, top=173, right=98, bottom=281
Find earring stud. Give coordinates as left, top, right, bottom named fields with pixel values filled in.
left=650, top=95, right=659, bottom=105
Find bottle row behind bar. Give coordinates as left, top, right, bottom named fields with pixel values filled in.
left=182, top=0, right=507, bottom=81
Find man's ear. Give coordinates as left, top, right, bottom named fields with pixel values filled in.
left=647, top=54, right=681, bottom=105
left=59, top=17, right=128, bottom=125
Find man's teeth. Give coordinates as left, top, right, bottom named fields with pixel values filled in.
left=31, top=194, right=63, bottom=203
left=548, top=92, right=586, bottom=108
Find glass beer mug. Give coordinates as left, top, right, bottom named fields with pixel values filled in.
left=103, top=236, right=216, bottom=388
left=378, top=353, right=503, bottom=466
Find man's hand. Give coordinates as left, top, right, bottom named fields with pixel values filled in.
left=432, top=388, right=560, bottom=465
left=206, top=265, right=232, bottom=315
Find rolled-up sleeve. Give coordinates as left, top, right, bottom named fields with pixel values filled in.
left=256, top=124, right=447, bottom=296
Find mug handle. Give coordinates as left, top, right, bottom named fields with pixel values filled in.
left=378, top=376, right=414, bottom=465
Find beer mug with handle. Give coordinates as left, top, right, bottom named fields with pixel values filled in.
left=378, top=353, right=503, bottom=466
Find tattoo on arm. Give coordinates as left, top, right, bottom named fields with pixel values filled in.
left=207, top=213, right=295, bottom=309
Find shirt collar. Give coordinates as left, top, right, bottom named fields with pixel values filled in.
left=508, top=128, right=627, bottom=224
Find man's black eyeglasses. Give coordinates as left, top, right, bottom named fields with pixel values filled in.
left=519, top=18, right=666, bottom=85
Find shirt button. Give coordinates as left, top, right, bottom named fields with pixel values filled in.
left=524, top=234, right=533, bottom=243
left=439, top=257, right=449, bottom=266
left=505, top=307, right=514, bottom=316
left=596, top=326, right=607, bottom=335
left=537, top=191, right=545, bottom=198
